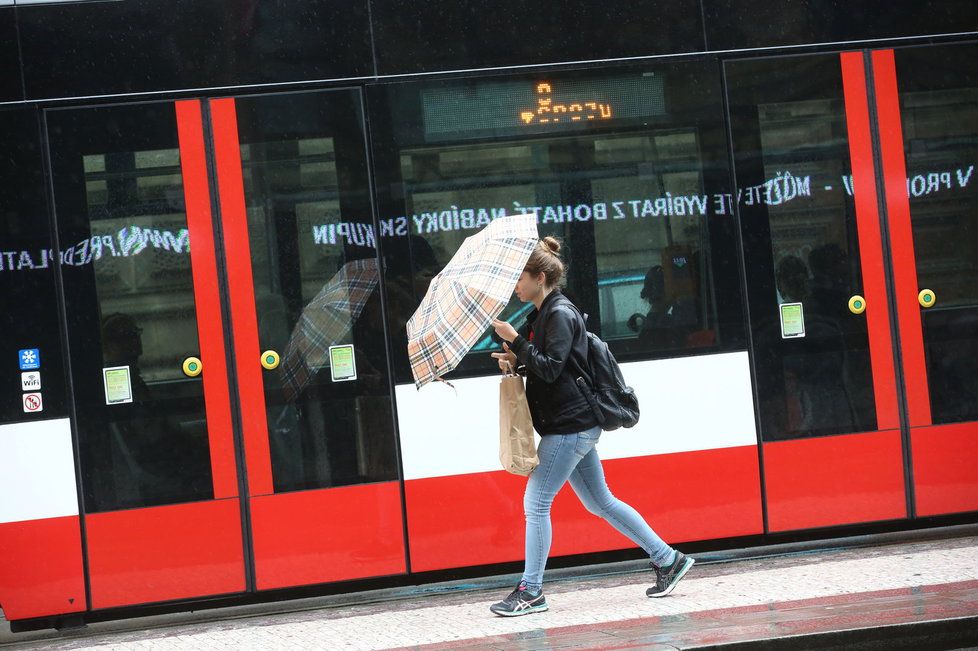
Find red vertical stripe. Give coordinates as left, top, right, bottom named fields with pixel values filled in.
left=208, top=97, right=274, bottom=496
left=870, top=49, right=932, bottom=428
left=175, top=100, right=239, bottom=499
left=839, top=52, right=900, bottom=432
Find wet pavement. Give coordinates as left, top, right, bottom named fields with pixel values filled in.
left=3, top=531, right=978, bottom=650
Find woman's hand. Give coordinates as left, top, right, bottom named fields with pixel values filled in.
left=491, top=342, right=518, bottom=373
left=491, top=318, right=519, bottom=343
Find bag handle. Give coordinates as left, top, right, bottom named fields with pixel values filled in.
left=501, top=360, right=517, bottom=377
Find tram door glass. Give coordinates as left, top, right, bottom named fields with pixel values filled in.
left=726, top=55, right=878, bottom=441
left=894, top=44, right=978, bottom=424
left=368, top=60, right=746, bottom=385
left=47, top=105, right=213, bottom=512
left=233, top=91, right=399, bottom=492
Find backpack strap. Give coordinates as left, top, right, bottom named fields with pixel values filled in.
left=551, top=299, right=593, bottom=389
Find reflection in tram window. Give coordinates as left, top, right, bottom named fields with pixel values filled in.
left=47, top=104, right=214, bottom=512
left=728, top=55, right=878, bottom=441
left=233, top=92, right=399, bottom=494
left=896, top=44, right=978, bottom=424
left=0, top=110, right=70, bottom=425
left=368, top=61, right=746, bottom=383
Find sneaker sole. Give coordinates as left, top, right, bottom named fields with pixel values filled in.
left=489, top=603, right=549, bottom=617
left=648, top=557, right=695, bottom=598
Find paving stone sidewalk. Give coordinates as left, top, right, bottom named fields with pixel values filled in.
left=3, top=535, right=978, bottom=650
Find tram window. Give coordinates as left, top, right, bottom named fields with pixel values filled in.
left=895, top=44, right=978, bottom=424
left=727, top=55, right=879, bottom=441
left=47, top=104, right=214, bottom=512
left=0, top=109, right=70, bottom=424
left=232, top=91, right=399, bottom=493
left=368, top=60, right=746, bottom=384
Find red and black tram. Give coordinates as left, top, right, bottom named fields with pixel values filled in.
left=1, top=0, right=976, bottom=630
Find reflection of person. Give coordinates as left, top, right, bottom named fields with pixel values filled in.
left=628, top=265, right=681, bottom=348
left=770, top=254, right=856, bottom=436
left=275, top=254, right=392, bottom=488
left=487, top=237, right=693, bottom=617
left=99, top=313, right=165, bottom=506
left=627, top=262, right=698, bottom=349
left=101, top=313, right=150, bottom=402
left=775, top=255, right=809, bottom=304
left=808, top=244, right=849, bottom=321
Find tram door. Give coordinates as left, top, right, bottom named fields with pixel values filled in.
left=726, top=47, right=978, bottom=532
left=46, top=92, right=404, bottom=610
left=880, top=44, right=978, bottom=517
left=48, top=103, right=246, bottom=608
left=206, top=93, right=405, bottom=590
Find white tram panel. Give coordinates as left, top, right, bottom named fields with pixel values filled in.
left=396, top=351, right=759, bottom=481
left=0, top=418, right=79, bottom=524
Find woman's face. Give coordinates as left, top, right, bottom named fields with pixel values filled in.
left=514, top=271, right=545, bottom=303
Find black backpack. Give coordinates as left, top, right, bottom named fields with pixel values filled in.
left=561, top=303, right=640, bottom=431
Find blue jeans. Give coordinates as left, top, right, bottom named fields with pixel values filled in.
left=521, top=425, right=675, bottom=590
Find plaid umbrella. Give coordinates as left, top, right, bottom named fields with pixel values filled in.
left=407, top=213, right=539, bottom=388
left=280, top=257, right=379, bottom=401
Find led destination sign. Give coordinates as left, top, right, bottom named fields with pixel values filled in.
left=421, top=73, right=665, bottom=141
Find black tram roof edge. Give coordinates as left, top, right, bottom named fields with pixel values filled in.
left=2, top=30, right=978, bottom=111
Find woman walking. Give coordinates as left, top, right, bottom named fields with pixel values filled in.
left=489, top=236, right=694, bottom=617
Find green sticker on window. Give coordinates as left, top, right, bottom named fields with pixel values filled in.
left=779, top=302, right=806, bottom=339
left=328, top=344, right=357, bottom=382
left=103, top=366, right=134, bottom=405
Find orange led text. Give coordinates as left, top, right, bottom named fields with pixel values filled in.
left=519, top=82, right=613, bottom=125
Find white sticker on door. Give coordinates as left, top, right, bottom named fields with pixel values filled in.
left=779, top=302, right=806, bottom=339
left=21, top=371, right=41, bottom=391
left=329, top=344, right=357, bottom=382
left=103, top=366, right=134, bottom=405
left=22, top=392, right=43, bottom=413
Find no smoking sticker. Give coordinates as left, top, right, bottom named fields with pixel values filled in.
left=23, top=392, right=43, bottom=413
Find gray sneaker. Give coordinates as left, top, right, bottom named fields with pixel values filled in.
left=489, top=580, right=548, bottom=616
left=647, top=551, right=694, bottom=597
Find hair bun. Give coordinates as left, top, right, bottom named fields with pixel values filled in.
left=541, top=236, right=561, bottom=255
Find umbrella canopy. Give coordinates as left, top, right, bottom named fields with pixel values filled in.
left=407, top=213, right=539, bottom=388
left=280, top=257, right=379, bottom=401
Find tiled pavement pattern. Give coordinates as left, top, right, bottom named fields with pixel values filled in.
left=411, top=580, right=978, bottom=650
left=3, top=535, right=978, bottom=650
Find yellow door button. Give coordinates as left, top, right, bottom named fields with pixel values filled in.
left=848, top=295, right=867, bottom=315
left=261, top=350, right=280, bottom=370
left=183, top=356, right=203, bottom=377
left=918, top=289, right=936, bottom=308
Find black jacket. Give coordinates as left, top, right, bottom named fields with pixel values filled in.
left=508, top=291, right=599, bottom=435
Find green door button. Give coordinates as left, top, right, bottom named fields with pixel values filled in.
left=848, top=295, right=866, bottom=315
left=261, top=350, right=280, bottom=370
left=183, top=356, right=203, bottom=377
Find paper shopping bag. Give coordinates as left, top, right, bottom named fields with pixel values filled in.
left=499, top=370, right=538, bottom=476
